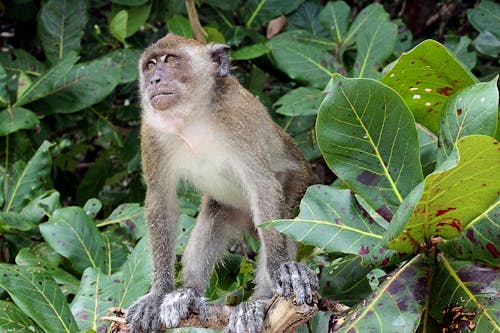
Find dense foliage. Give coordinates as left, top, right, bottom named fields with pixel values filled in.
left=0, top=0, right=498, bottom=332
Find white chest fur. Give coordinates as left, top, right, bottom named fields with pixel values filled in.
left=144, top=110, right=248, bottom=209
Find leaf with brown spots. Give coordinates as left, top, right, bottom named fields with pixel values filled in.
left=382, top=40, right=477, bottom=134
left=384, top=135, right=500, bottom=253
left=431, top=254, right=500, bottom=332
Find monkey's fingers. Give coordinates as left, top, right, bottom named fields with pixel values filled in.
left=160, top=288, right=202, bottom=328
left=126, top=292, right=163, bottom=333
left=274, top=262, right=318, bottom=306
left=224, top=299, right=268, bottom=333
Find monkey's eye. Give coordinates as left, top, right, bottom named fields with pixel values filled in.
left=145, top=61, right=156, bottom=71
left=160, top=54, right=178, bottom=63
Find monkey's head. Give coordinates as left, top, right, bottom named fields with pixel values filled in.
left=139, top=34, right=230, bottom=111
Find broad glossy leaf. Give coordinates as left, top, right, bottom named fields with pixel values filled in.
left=353, top=20, right=397, bottom=78
left=231, top=43, right=269, bottom=61
left=467, top=0, right=500, bottom=39
left=100, top=203, right=146, bottom=240
left=444, top=35, right=477, bottom=69
left=274, top=87, right=325, bottom=116
left=385, top=135, right=500, bottom=253
left=0, top=107, right=38, bottom=136
left=473, top=31, right=500, bottom=57
left=0, top=49, right=46, bottom=76
left=417, top=123, right=438, bottom=176
left=242, top=0, right=304, bottom=28
left=333, top=255, right=431, bottom=333
left=382, top=40, right=477, bottom=133
left=319, top=255, right=372, bottom=306
left=29, top=56, right=121, bottom=115
left=439, top=198, right=500, bottom=266
left=108, top=49, right=142, bottom=84
left=109, top=10, right=128, bottom=42
left=342, top=3, right=388, bottom=49
left=3, top=140, right=52, bottom=212
left=166, top=15, right=193, bottom=38
left=431, top=254, right=500, bottom=332
left=40, top=207, right=107, bottom=274
left=0, top=264, right=78, bottom=333
left=316, top=75, right=422, bottom=216
left=0, top=300, right=41, bottom=332
left=288, top=1, right=326, bottom=37
left=0, top=64, right=8, bottom=107
left=268, top=30, right=336, bottom=88
left=38, top=0, right=88, bottom=64
left=262, top=185, right=385, bottom=256
left=177, top=214, right=195, bottom=255
left=437, top=77, right=499, bottom=164
left=124, top=4, right=151, bottom=38
left=318, top=1, right=350, bottom=43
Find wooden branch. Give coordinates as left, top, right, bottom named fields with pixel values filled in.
left=102, top=295, right=348, bottom=332
left=185, top=0, right=207, bottom=44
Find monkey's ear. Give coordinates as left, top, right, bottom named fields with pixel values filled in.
left=210, top=44, right=231, bottom=77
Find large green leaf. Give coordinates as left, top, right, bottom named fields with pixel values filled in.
left=40, top=207, right=107, bottom=274
left=0, top=107, right=39, bottom=136
left=341, top=3, right=388, bottom=50
left=439, top=198, right=500, bottom=266
left=316, top=75, right=423, bottom=217
left=385, top=135, right=500, bottom=253
left=242, top=0, right=304, bottom=28
left=318, top=1, right=350, bottom=43
left=38, top=0, right=88, bottom=64
left=353, top=20, right=397, bottom=78
left=263, top=185, right=386, bottom=256
left=333, top=255, right=432, bottom=333
left=0, top=64, right=8, bottom=107
left=382, top=40, right=477, bottom=133
left=437, top=77, right=499, bottom=164
left=0, top=264, right=78, bottom=333
left=431, top=254, right=500, bottom=332
left=2, top=140, right=52, bottom=212
left=274, top=87, right=325, bottom=116
left=467, top=0, right=500, bottom=39
left=0, top=300, right=41, bottom=332
left=109, top=49, right=142, bottom=84
left=0, top=49, right=47, bottom=76
left=28, top=57, right=121, bottom=115
left=268, top=30, right=336, bottom=88
left=417, top=123, right=438, bottom=176
left=99, top=203, right=146, bottom=241
left=110, top=4, right=151, bottom=43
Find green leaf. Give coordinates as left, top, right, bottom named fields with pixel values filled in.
left=0, top=107, right=39, bottom=136
left=28, top=56, right=121, bottom=115
left=382, top=40, right=477, bottom=133
left=437, top=77, right=499, bottom=164
left=417, top=123, right=438, bottom=176
left=242, top=0, right=304, bottom=28
left=3, top=140, right=52, bottom=212
left=288, top=1, right=326, bottom=37
left=0, top=49, right=47, bottom=76
left=110, top=3, right=151, bottom=42
left=13, top=54, right=78, bottom=108
left=318, top=1, right=350, bottom=43
left=231, top=43, right=269, bottom=61
left=166, top=15, right=193, bottom=38
left=0, top=264, right=78, bottom=333
left=40, top=207, right=107, bottom=274
left=0, top=64, right=8, bottom=107
left=353, top=20, right=397, bottom=78
left=177, top=214, right=195, bottom=255
left=263, top=185, right=386, bottom=256
left=467, top=0, right=500, bottom=39
left=316, top=75, right=423, bottom=217
left=38, top=0, right=88, bottom=64
left=112, top=0, right=148, bottom=5
left=385, top=135, right=500, bottom=253
left=431, top=254, right=500, bottom=332
left=268, top=30, right=336, bottom=88
left=108, top=49, right=142, bottom=84
left=439, top=198, right=500, bottom=266
left=109, top=9, right=128, bottom=42
left=83, top=198, right=102, bottom=218
left=334, top=255, right=432, bottom=333
left=0, top=300, right=41, bottom=332
left=342, top=3, right=388, bottom=49
left=473, top=31, right=500, bottom=57
left=99, top=203, right=146, bottom=240
left=76, top=152, right=112, bottom=205
left=274, top=87, right=325, bottom=116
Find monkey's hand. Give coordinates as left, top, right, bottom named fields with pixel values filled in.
left=273, top=261, right=318, bottom=305
left=160, top=288, right=209, bottom=328
left=224, top=298, right=269, bottom=333
left=126, top=290, right=164, bottom=333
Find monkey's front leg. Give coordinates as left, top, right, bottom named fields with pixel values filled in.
left=126, top=186, right=178, bottom=333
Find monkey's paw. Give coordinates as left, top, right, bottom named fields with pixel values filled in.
left=273, top=261, right=318, bottom=305
left=160, top=288, right=209, bottom=328
left=126, top=291, right=164, bottom=333
left=224, top=299, right=269, bottom=333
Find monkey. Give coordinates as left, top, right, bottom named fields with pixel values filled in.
left=125, top=34, right=318, bottom=333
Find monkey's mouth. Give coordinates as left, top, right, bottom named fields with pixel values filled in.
left=150, top=92, right=175, bottom=110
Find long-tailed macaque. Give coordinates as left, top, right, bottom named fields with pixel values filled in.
left=126, top=34, right=318, bottom=333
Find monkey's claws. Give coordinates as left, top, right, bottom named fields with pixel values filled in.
left=273, top=261, right=318, bottom=305
left=225, top=299, right=269, bottom=333
left=126, top=291, right=164, bottom=333
left=160, top=288, right=209, bottom=328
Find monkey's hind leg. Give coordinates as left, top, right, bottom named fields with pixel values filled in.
left=160, top=197, right=251, bottom=329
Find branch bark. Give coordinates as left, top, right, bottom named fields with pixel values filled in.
left=185, top=0, right=207, bottom=44
left=102, top=295, right=348, bottom=332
